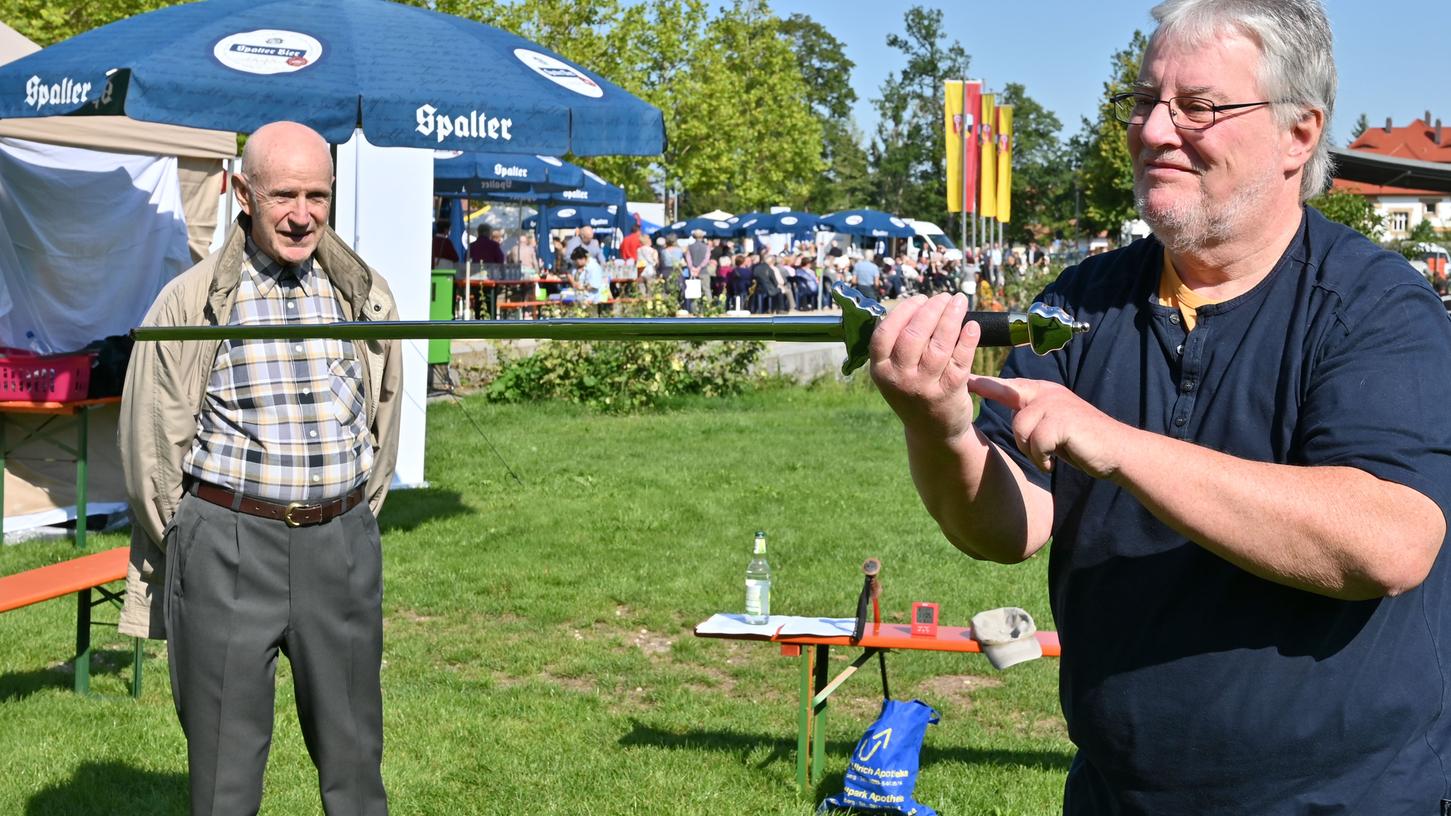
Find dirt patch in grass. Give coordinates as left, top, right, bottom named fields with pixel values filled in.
left=915, top=674, right=1003, bottom=711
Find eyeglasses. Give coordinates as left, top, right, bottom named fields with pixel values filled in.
left=1110, top=92, right=1274, bottom=131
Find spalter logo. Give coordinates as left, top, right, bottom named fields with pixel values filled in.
left=513, top=49, right=603, bottom=98
left=213, top=29, right=323, bottom=75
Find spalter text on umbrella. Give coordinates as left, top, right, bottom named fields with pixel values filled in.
left=416, top=104, right=512, bottom=144
left=25, top=76, right=92, bottom=110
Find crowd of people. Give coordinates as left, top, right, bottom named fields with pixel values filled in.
left=431, top=216, right=1065, bottom=315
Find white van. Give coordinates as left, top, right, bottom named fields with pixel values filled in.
left=903, top=219, right=963, bottom=261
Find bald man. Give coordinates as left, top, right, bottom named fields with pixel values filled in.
left=119, top=121, right=402, bottom=815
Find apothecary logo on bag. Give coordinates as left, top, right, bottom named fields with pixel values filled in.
left=512, top=48, right=603, bottom=98
left=24, top=76, right=92, bottom=110
left=213, top=30, right=323, bottom=75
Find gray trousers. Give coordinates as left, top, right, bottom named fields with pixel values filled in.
left=165, top=492, right=387, bottom=816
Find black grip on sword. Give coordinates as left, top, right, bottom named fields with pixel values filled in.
left=965, top=311, right=1012, bottom=347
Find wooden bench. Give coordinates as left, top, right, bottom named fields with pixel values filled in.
left=696, top=616, right=1061, bottom=792
left=0, top=546, right=142, bottom=696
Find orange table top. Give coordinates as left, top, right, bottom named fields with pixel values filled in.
left=695, top=619, right=1061, bottom=657
left=455, top=277, right=571, bottom=288
left=0, top=396, right=122, bottom=415
left=0, top=546, right=128, bottom=613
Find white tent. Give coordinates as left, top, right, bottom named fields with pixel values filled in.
left=0, top=21, right=236, bottom=534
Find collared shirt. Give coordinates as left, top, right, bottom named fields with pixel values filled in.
left=184, top=236, right=372, bottom=503
left=977, top=208, right=1451, bottom=813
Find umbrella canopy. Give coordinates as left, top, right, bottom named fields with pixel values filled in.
left=819, top=209, right=915, bottom=239
left=0, top=0, right=665, bottom=155
left=524, top=204, right=631, bottom=232
left=434, top=151, right=584, bottom=197
left=500, top=167, right=626, bottom=208
left=739, top=210, right=820, bottom=236
left=652, top=216, right=736, bottom=239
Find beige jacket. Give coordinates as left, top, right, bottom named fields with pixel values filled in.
left=117, top=218, right=403, bottom=638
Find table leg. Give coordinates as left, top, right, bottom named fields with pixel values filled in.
left=812, top=645, right=829, bottom=785
left=74, top=406, right=88, bottom=549
left=797, top=644, right=813, bottom=792
left=75, top=588, right=92, bottom=695
left=0, top=413, right=6, bottom=540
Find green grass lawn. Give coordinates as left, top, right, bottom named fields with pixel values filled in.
left=0, top=380, right=1070, bottom=815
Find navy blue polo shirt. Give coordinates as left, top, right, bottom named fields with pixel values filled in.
left=977, top=208, right=1451, bottom=814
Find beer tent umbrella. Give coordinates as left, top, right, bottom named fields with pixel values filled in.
left=523, top=205, right=633, bottom=232
left=817, top=209, right=916, bottom=239
left=433, top=151, right=585, bottom=198
left=651, top=217, right=737, bottom=240
left=0, top=0, right=665, bottom=157
left=740, top=211, right=821, bottom=240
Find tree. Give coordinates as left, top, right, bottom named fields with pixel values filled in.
left=870, top=6, right=971, bottom=231
left=780, top=13, right=871, bottom=213
left=1306, top=188, right=1383, bottom=239
left=997, top=82, right=1072, bottom=244
left=1349, top=112, right=1369, bottom=141
left=1073, top=31, right=1147, bottom=240
left=0, top=0, right=177, bottom=46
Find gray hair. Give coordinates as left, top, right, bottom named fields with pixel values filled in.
left=1149, top=0, right=1336, bottom=201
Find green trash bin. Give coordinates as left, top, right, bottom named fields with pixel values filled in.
left=429, top=269, right=454, bottom=365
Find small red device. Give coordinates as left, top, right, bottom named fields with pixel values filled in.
left=910, top=602, right=939, bottom=637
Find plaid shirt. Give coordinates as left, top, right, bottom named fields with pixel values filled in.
left=184, top=237, right=372, bottom=503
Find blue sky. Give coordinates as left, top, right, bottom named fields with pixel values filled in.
left=769, top=0, right=1450, bottom=147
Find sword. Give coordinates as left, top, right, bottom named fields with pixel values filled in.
left=130, top=284, right=1090, bottom=375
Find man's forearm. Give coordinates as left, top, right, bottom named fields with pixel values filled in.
left=1112, top=428, right=1444, bottom=599
left=903, top=427, right=1052, bottom=563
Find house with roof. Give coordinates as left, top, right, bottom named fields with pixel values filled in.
left=1331, top=112, right=1451, bottom=240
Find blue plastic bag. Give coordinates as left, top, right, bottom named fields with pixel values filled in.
left=819, top=698, right=940, bottom=816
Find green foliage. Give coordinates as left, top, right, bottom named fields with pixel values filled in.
left=1396, top=219, right=1442, bottom=260
left=870, top=6, right=972, bottom=234
left=781, top=13, right=873, bottom=214
left=1307, top=188, right=1384, bottom=240
left=1074, top=31, right=1147, bottom=238
left=482, top=284, right=762, bottom=412
left=998, top=82, right=1073, bottom=244
left=0, top=0, right=176, bottom=45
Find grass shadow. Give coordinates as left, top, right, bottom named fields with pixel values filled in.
left=377, top=486, right=470, bottom=534
left=0, top=646, right=143, bottom=702
left=26, top=760, right=187, bottom=815
left=619, top=719, right=1074, bottom=788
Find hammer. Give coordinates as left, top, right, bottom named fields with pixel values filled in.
left=852, top=557, right=882, bottom=642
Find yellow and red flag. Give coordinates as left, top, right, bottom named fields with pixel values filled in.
left=963, top=81, right=982, bottom=214
left=979, top=93, right=997, bottom=219
left=944, top=80, right=965, bottom=212
left=996, top=105, right=1013, bottom=223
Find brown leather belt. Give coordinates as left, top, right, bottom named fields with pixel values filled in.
left=189, top=481, right=365, bottom=528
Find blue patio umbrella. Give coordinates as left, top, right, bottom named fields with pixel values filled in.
left=727, top=212, right=770, bottom=237
left=500, top=167, right=626, bottom=208
left=739, top=211, right=821, bottom=238
left=524, top=205, right=632, bottom=232
left=434, top=151, right=585, bottom=197
left=0, top=0, right=665, bottom=156
left=818, top=209, right=915, bottom=239
left=652, top=217, right=737, bottom=240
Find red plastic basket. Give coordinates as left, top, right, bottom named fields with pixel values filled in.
left=0, top=350, right=93, bottom=402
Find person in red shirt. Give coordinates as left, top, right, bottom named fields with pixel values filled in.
left=618, top=219, right=643, bottom=263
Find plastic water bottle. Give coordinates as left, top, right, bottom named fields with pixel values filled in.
left=24, top=331, right=46, bottom=355
left=745, top=530, right=771, bottom=624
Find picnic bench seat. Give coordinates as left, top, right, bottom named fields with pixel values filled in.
left=0, top=546, right=142, bottom=696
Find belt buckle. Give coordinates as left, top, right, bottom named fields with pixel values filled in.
left=284, top=501, right=307, bottom=528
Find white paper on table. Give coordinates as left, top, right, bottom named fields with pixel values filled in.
left=695, top=613, right=858, bottom=638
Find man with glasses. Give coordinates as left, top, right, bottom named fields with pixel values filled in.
left=868, top=1, right=1451, bottom=812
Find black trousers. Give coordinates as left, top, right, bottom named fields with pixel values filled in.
left=165, top=492, right=387, bottom=816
